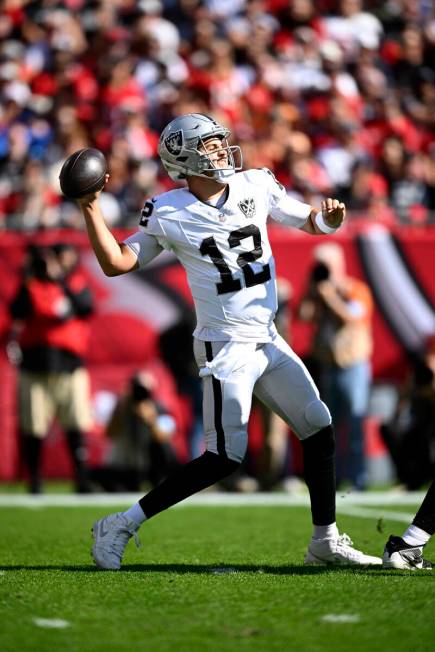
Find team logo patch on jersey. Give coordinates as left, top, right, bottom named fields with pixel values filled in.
left=164, top=130, right=183, bottom=155
left=238, top=197, right=256, bottom=219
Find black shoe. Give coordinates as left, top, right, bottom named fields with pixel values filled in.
left=29, top=479, right=42, bottom=494
left=383, top=535, right=432, bottom=570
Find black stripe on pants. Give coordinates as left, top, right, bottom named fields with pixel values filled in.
left=205, top=341, right=227, bottom=458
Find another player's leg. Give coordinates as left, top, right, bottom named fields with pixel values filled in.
left=22, top=432, right=43, bottom=494
left=255, top=335, right=382, bottom=566
left=383, top=480, right=434, bottom=570
left=59, top=368, right=93, bottom=493
left=92, top=340, right=255, bottom=570
left=65, top=429, right=91, bottom=493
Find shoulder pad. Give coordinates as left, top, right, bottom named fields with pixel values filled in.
left=140, top=189, right=189, bottom=226
left=153, top=189, right=190, bottom=213
left=242, top=168, right=267, bottom=183
left=260, top=167, right=285, bottom=192
left=237, top=168, right=269, bottom=189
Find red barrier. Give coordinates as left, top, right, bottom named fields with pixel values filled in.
left=0, top=225, right=434, bottom=480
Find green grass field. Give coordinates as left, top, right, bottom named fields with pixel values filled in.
left=1, top=497, right=434, bottom=652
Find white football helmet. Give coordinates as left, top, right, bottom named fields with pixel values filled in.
left=158, top=113, right=242, bottom=183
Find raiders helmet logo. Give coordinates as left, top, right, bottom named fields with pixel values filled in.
left=238, top=197, right=256, bottom=218
left=164, top=130, right=183, bottom=155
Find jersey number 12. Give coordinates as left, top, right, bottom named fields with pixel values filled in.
left=200, top=224, right=271, bottom=295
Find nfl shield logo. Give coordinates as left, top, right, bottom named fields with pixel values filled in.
left=164, top=130, right=183, bottom=155
left=238, top=197, right=256, bottom=219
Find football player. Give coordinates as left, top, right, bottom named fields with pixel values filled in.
left=382, top=480, right=434, bottom=570
left=78, top=113, right=382, bottom=569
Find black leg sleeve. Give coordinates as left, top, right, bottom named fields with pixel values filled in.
left=413, top=480, right=435, bottom=536
left=301, top=425, right=336, bottom=526
left=139, top=451, right=239, bottom=519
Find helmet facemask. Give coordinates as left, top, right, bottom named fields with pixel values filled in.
left=195, top=135, right=242, bottom=184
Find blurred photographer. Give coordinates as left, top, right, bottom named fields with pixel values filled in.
left=299, top=243, right=374, bottom=490
left=90, top=371, right=179, bottom=492
left=380, top=335, right=435, bottom=489
left=9, top=243, right=94, bottom=493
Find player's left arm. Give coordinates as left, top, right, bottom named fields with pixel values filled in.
left=264, top=167, right=346, bottom=235
left=301, top=198, right=346, bottom=235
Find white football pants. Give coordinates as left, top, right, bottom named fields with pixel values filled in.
left=194, top=333, right=332, bottom=463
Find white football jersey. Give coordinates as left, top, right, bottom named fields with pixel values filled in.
left=125, top=168, right=311, bottom=342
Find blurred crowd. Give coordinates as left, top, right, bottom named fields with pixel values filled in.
left=0, top=0, right=434, bottom=231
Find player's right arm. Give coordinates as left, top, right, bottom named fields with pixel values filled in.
left=77, top=184, right=161, bottom=276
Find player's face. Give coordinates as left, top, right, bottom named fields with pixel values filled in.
left=200, top=137, right=229, bottom=169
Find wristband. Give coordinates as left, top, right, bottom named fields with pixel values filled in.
left=315, top=211, right=338, bottom=234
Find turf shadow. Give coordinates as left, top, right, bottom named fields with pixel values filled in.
left=0, top=563, right=391, bottom=575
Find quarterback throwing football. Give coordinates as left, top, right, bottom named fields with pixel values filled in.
left=78, top=113, right=382, bottom=569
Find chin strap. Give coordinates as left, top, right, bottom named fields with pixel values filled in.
left=212, top=168, right=236, bottom=183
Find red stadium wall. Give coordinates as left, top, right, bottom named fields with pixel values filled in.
left=0, top=225, right=434, bottom=481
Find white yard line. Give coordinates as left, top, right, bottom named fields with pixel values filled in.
left=320, top=614, right=361, bottom=624
left=336, top=505, right=415, bottom=523
left=0, top=491, right=425, bottom=509
left=33, top=618, right=70, bottom=629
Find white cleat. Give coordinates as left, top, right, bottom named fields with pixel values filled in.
left=304, top=532, right=382, bottom=566
left=92, top=512, right=140, bottom=570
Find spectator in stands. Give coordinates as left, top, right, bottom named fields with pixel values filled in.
left=321, top=0, right=384, bottom=61
left=90, top=370, right=178, bottom=492
left=0, top=0, right=433, bottom=228
left=299, top=243, right=373, bottom=490
left=9, top=243, right=93, bottom=493
left=390, top=152, right=431, bottom=224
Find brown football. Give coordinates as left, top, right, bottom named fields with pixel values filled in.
left=59, top=148, right=107, bottom=199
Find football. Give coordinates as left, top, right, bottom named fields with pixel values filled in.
left=59, top=148, right=107, bottom=199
